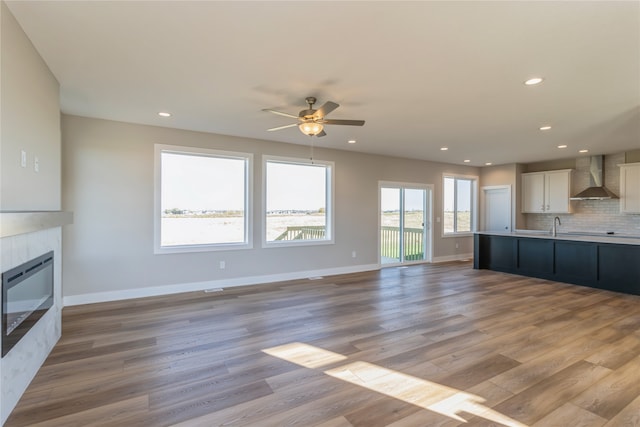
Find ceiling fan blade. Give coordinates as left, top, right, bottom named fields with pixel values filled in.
left=262, top=108, right=299, bottom=119
left=313, top=101, right=339, bottom=118
left=316, top=130, right=327, bottom=137
left=320, top=119, right=365, bottom=126
left=267, top=123, right=298, bottom=131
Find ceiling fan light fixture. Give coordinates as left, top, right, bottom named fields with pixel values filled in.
left=265, top=97, right=364, bottom=138
left=299, top=121, right=323, bottom=136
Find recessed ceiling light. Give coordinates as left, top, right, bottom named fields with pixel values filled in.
left=524, top=77, right=544, bottom=86
left=485, top=162, right=492, bottom=166
left=347, top=140, right=356, bottom=144
left=579, top=149, right=589, bottom=153
left=539, top=126, right=552, bottom=131
left=557, top=145, right=568, bottom=149
left=463, top=159, right=471, bottom=163
left=158, top=112, right=171, bottom=117
left=440, top=147, right=448, bottom=151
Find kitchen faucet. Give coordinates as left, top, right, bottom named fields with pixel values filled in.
left=552, top=216, right=561, bottom=237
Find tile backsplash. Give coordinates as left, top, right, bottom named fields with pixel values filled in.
left=525, top=152, right=640, bottom=235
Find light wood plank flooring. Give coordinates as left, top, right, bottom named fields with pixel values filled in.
left=6, top=262, right=640, bottom=426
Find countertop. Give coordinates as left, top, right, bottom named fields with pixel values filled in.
left=476, top=230, right=640, bottom=246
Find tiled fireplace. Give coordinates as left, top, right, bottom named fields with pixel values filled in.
left=2, top=250, right=54, bottom=358
left=0, top=212, right=71, bottom=425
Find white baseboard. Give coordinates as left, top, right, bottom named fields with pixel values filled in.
left=432, top=253, right=474, bottom=263
left=63, top=263, right=380, bottom=306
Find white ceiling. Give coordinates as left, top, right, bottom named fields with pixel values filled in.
left=6, top=1, right=640, bottom=166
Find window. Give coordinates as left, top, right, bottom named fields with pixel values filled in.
left=443, top=175, right=477, bottom=235
left=264, top=157, right=334, bottom=246
left=154, top=145, right=252, bottom=253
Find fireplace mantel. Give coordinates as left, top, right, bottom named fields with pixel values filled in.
left=0, top=211, right=73, bottom=238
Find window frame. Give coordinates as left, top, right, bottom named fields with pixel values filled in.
left=442, top=173, right=478, bottom=237
left=262, top=155, right=335, bottom=248
left=154, top=144, right=253, bottom=254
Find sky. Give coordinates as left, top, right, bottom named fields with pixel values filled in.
left=161, top=152, right=328, bottom=212
left=161, top=152, right=246, bottom=211
left=381, top=187, right=426, bottom=212
left=266, top=161, right=326, bottom=211
left=444, top=177, right=472, bottom=212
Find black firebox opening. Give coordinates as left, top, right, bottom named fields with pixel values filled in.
left=2, top=251, right=54, bottom=357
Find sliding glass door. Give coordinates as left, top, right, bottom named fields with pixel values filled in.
left=380, top=183, right=432, bottom=265
left=381, top=187, right=402, bottom=264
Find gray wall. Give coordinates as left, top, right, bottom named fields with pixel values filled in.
left=479, top=163, right=526, bottom=231
left=62, top=115, right=479, bottom=301
left=626, top=149, right=640, bottom=163
left=522, top=158, right=575, bottom=173
left=0, top=2, right=62, bottom=424
left=1, top=1, right=60, bottom=211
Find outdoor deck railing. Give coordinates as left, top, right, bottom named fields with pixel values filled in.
left=276, top=225, right=424, bottom=260
left=275, top=226, right=326, bottom=241
left=380, top=226, right=424, bottom=260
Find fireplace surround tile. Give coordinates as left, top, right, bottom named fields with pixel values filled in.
left=0, top=226, right=63, bottom=425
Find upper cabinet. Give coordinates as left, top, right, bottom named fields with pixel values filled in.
left=522, top=169, right=573, bottom=213
left=619, top=163, right=640, bottom=214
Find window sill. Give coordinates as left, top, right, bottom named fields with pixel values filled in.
left=154, top=242, right=252, bottom=254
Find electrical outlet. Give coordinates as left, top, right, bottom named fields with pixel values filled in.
left=21, top=150, right=27, bottom=168
left=455, top=243, right=459, bottom=249
left=352, top=251, right=357, bottom=258
left=34, top=157, right=39, bottom=172
left=219, top=261, right=225, bottom=269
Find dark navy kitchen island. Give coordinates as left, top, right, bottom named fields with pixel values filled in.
left=474, top=231, right=640, bottom=296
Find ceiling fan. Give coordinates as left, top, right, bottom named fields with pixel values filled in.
left=263, top=97, right=365, bottom=137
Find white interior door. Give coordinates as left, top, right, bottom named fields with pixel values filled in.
left=483, top=186, right=511, bottom=232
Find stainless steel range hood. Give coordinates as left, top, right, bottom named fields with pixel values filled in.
left=570, top=155, right=619, bottom=200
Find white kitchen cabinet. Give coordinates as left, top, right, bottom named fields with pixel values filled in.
left=521, top=169, right=572, bottom=213
left=619, top=163, right=640, bottom=214
left=522, top=172, right=545, bottom=213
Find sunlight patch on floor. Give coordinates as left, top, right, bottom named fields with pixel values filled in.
left=262, top=342, right=348, bottom=369
left=263, top=342, right=528, bottom=427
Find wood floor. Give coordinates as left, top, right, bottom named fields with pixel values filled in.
left=6, top=262, right=640, bottom=426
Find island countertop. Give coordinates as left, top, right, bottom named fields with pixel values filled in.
left=475, top=230, right=640, bottom=246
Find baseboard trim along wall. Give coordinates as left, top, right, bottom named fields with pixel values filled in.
left=432, top=253, right=474, bottom=263
left=63, top=263, right=381, bottom=306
